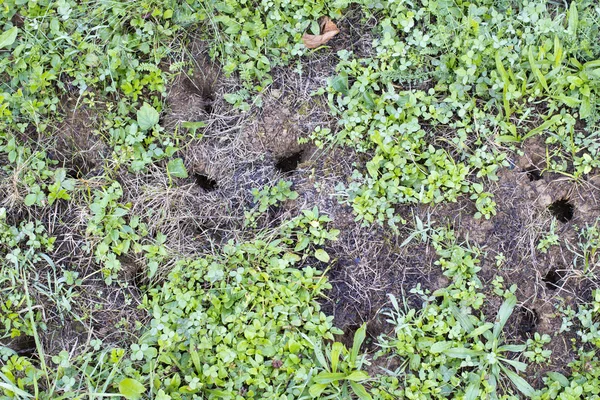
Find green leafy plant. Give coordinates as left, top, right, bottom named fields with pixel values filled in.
left=282, top=206, right=340, bottom=262
left=525, top=333, right=552, bottom=365
left=85, top=182, right=146, bottom=284
left=138, top=237, right=340, bottom=399
left=441, top=294, right=535, bottom=398
left=308, top=324, right=372, bottom=400
left=538, top=220, right=560, bottom=254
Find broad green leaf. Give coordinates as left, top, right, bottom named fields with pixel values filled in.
left=501, top=365, right=535, bottom=397
left=580, top=96, right=592, bottom=119
left=295, top=236, right=310, bottom=252
left=330, top=342, right=344, bottom=373
left=167, top=158, right=188, bottom=178
left=493, top=294, right=516, bottom=339
left=314, top=249, right=330, bottom=263
left=567, top=2, right=578, bottom=35
left=366, top=157, right=381, bottom=179
left=488, top=372, right=498, bottom=398
left=350, top=381, right=373, bottom=400
left=465, top=381, right=481, bottom=400
left=350, top=324, right=366, bottom=366
left=362, top=91, right=375, bottom=109
left=449, top=304, right=474, bottom=333
left=495, top=52, right=510, bottom=84
left=547, top=372, right=569, bottom=387
left=214, top=2, right=235, bottom=13
left=553, top=36, right=563, bottom=67
left=331, top=73, right=348, bottom=95
left=345, top=370, right=369, bottom=381
left=314, top=372, right=346, bottom=384
left=137, top=103, right=160, bottom=131
left=24, top=193, right=37, bottom=206
left=147, top=261, right=158, bottom=279
left=502, top=83, right=511, bottom=118
left=553, top=95, right=580, bottom=108
left=309, top=383, right=327, bottom=398
left=500, top=357, right=529, bottom=372
left=0, top=27, right=18, bottom=49
left=119, top=378, right=145, bottom=399
left=189, top=341, right=202, bottom=374
left=468, top=322, right=493, bottom=338
left=430, top=341, right=453, bottom=354
left=444, top=347, right=483, bottom=359
left=498, top=344, right=526, bottom=353
left=312, top=340, right=329, bottom=371
left=588, top=68, right=600, bottom=79
left=182, top=121, right=206, bottom=135
left=583, top=59, right=600, bottom=69
left=496, top=135, right=521, bottom=144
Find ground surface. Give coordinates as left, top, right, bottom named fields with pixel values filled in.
left=2, top=1, right=600, bottom=399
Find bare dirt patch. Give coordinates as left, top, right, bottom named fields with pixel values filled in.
left=53, top=100, right=107, bottom=179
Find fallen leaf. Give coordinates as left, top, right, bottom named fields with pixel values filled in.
left=302, top=17, right=339, bottom=49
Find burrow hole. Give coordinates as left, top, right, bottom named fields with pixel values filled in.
left=194, top=173, right=218, bottom=191
left=523, top=165, right=542, bottom=181
left=275, top=151, right=303, bottom=174
left=549, top=198, right=574, bottom=223
left=203, top=95, right=214, bottom=115
left=517, top=307, right=538, bottom=338
left=184, top=76, right=215, bottom=115
left=543, top=268, right=565, bottom=290
left=66, top=164, right=87, bottom=179
left=8, top=336, right=36, bottom=358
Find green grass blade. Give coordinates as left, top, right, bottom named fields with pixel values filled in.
left=522, top=114, right=562, bottom=141
left=528, top=47, right=549, bottom=92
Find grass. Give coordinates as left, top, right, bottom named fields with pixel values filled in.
left=2, top=0, right=600, bottom=399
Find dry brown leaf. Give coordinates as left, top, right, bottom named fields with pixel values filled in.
left=302, top=17, right=339, bottom=49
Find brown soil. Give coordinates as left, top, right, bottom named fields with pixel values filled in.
left=53, top=100, right=108, bottom=178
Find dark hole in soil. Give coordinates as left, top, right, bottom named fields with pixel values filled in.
left=543, top=268, right=564, bottom=290
left=183, top=76, right=215, bottom=114
left=6, top=336, right=36, bottom=358
left=523, top=165, right=542, bottom=181
left=518, top=307, right=538, bottom=338
left=203, top=93, right=214, bottom=114
left=268, top=204, right=282, bottom=221
left=194, top=173, right=218, bottom=191
left=275, top=151, right=303, bottom=174
left=66, top=166, right=84, bottom=179
left=11, top=13, right=25, bottom=28
left=549, top=199, right=574, bottom=223
left=204, top=101, right=213, bottom=115
left=339, top=324, right=360, bottom=348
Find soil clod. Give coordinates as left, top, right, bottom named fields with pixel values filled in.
left=194, top=173, right=218, bottom=191
left=275, top=151, right=303, bottom=174
left=549, top=199, right=574, bottom=223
